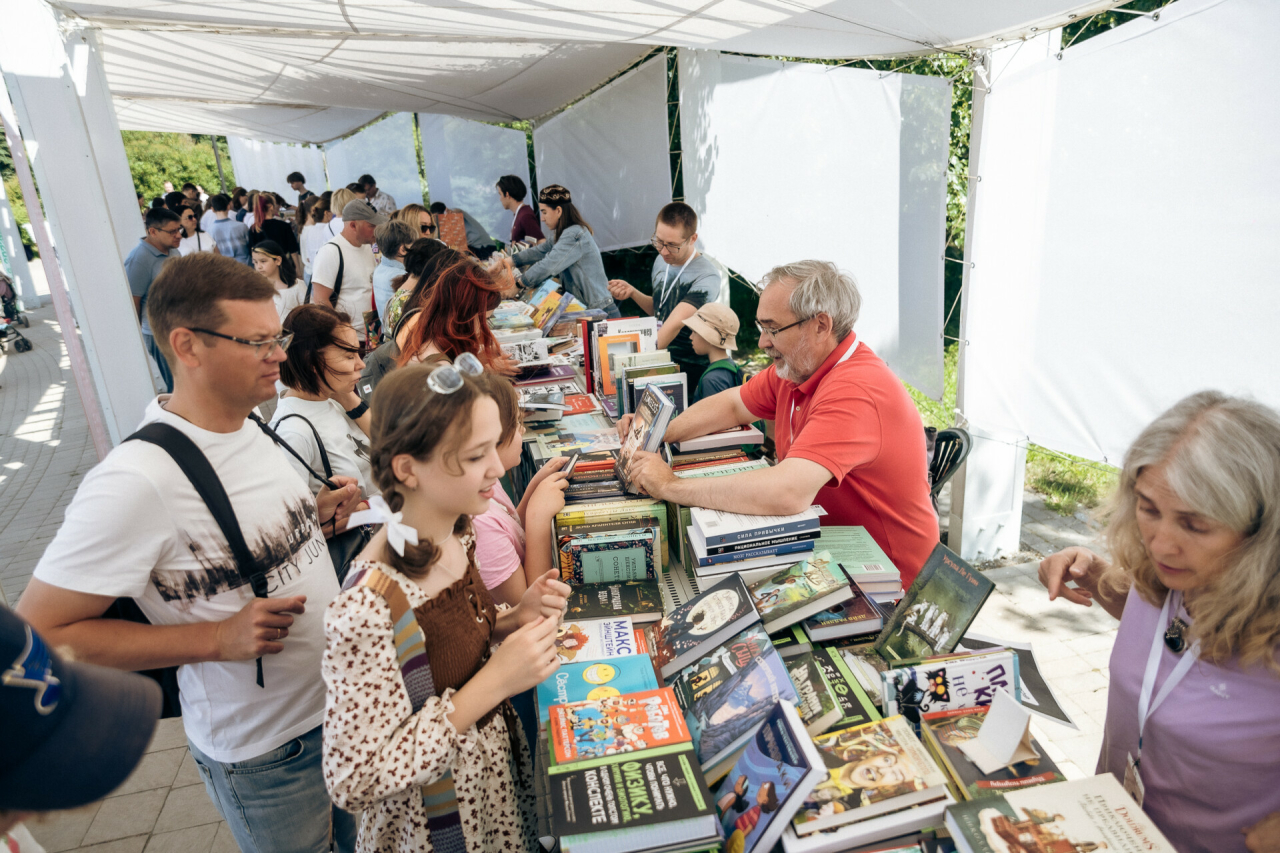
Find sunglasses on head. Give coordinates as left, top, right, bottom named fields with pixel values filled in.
left=426, top=352, right=484, bottom=395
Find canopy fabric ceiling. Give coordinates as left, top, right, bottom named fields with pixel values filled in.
left=50, top=0, right=1124, bottom=142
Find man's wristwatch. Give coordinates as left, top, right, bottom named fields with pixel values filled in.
left=345, top=400, right=369, bottom=420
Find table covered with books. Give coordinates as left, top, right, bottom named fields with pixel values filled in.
left=492, top=284, right=1177, bottom=853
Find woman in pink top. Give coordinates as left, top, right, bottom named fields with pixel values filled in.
left=471, top=373, right=570, bottom=606
left=1039, top=391, right=1280, bottom=853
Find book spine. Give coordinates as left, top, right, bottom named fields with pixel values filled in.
left=703, top=529, right=821, bottom=556
left=697, top=537, right=815, bottom=567
left=697, top=517, right=820, bottom=546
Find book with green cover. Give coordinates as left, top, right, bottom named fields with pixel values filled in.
left=770, top=623, right=813, bottom=659
left=560, top=527, right=659, bottom=584
left=557, top=496, right=671, bottom=567
left=813, top=525, right=901, bottom=585
left=745, top=551, right=854, bottom=634
left=785, top=651, right=843, bottom=736
left=809, top=645, right=880, bottom=731
left=564, top=580, right=664, bottom=624
left=874, top=543, right=994, bottom=663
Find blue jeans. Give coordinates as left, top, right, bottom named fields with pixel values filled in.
left=142, top=332, right=173, bottom=393
left=188, top=726, right=357, bottom=853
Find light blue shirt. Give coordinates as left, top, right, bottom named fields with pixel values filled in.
left=512, top=224, right=615, bottom=314
left=123, top=237, right=173, bottom=335
left=210, top=217, right=251, bottom=266
left=371, top=256, right=405, bottom=327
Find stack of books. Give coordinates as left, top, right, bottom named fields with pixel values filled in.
left=584, top=316, right=660, bottom=418
left=815, top=525, right=905, bottom=603
left=685, top=506, right=823, bottom=578
left=613, top=351, right=688, bottom=416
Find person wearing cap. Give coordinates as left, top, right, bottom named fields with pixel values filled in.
left=608, top=202, right=727, bottom=388
left=619, top=259, right=939, bottom=589
left=512, top=184, right=619, bottom=318
left=0, top=607, right=161, bottom=846
left=311, top=199, right=383, bottom=337
left=685, top=303, right=745, bottom=403
left=17, top=253, right=362, bottom=853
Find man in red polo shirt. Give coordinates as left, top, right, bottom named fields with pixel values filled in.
left=622, top=259, right=938, bottom=587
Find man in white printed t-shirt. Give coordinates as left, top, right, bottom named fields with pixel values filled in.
left=18, top=253, right=362, bottom=853
left=310, top=199, right=383, bottom=337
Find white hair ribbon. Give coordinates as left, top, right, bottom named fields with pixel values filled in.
left=345, top=495, right=419, bottom=556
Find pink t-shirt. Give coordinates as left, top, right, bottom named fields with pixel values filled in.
left=472, top=482, right=525, bottom=591
left=1100, top=587, right=1280, bottom=852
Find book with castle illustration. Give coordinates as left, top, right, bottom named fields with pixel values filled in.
left=874, top=544, right=995, bottom=663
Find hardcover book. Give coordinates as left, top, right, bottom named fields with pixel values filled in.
left=802, top=587, right=886, bottom=642
left=688, top=531, right=817, bottom=568
left=674, top=424, right=765, bottom=452
left=537, top=655, right=659, bottom=724
left=745, top=551, right=854, bottom=634
left=713, top=701, right=826, bottom=853
left=560, top=528, right=658, bottom=584
left=809, top=646, right=881, bottom=732
left=595, top=333, right=641, bottom=397
left=652, top=572, right=759, bottom=679
left=792, top=715, right=949, bottom=835
left=549, top=743, right=721, bottom=853
left=944, top=774, right=1177, bottom=853
left=670, top=624, right=799, bottom=781
left=880, top=651, right=1020, bottom=726
left=874, top=544, right=994, bottom=662
left=804, top=526, right=902, bottom=593
left=770, top=624, right=813, bottom=659
left=548, top=686, right=690, bottom=765
left=616, top=384, right=677, bottom=494
left=690, top=506, right=821, bottom=548
left=631, top=373, right=688, bottom=416
left=554, top=617, right=638, bottom=664
left=785, top=652, right=843, bottom=736
left=700, top=528, right=822, bottom=557
left=556, top=496, right=671, bottom=568
left=919, top=706, right=1064, bottom=801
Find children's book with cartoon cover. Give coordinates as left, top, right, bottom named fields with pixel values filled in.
left=536, top=656, right=659, bottom=724
left=746, top=551, right=853, bottom=633
left=553, top=617, right=638, bottom=664
left=712, top=701, right=825, bottom=853
left=548, top=686, right=690, bottom=765
left=791, top=715, right=949, bottom=835
left=670, top=624, right=799, bottom=781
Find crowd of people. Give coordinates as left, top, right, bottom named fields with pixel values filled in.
left=3, top=163, right=1278, bottom=853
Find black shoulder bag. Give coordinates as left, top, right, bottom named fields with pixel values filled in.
left=271, top=412, right=372, bottom=583
left=304, top=241, right=345, bottom=306
left=358, top=305, right=421, bottom=399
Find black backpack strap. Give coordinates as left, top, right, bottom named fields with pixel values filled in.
left=272, top=413, right=333, bottom=480
left=329, top=242, right=345, bottom=306
left=126, top=422, right=269, bottom=687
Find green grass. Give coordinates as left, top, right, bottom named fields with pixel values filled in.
left=905, top=344, right=1118, bottom=516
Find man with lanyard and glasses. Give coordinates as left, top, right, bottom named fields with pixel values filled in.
left=127, top=206, right=184, bottom=392
left=608, top=202, right=727, bottom=389
left=617, top=259, right=939, bottom=589
left=18, top=253, right=362, bottom=853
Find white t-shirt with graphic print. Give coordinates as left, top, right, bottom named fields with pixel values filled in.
left=33, top=397, right=339, bottom=764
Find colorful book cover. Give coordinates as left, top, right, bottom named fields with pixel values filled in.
left=652, top=572, right=757, bottom=678
left=632, top=374, right=688, bottom=416
left=548, top=686, right=690, bottom=765
left=670, top=624, right=799, bottom=769
left=919, top=706, right=1064, bottom=800
left=944, top=774, right=1178, bottom=853
left=792, top=715, right=949, bottom=835
left=567, top=528, right=658, bottom=584
left=746, top=550, right=850, bottom=631
left=814, top=526, right=902, bottom=582
left=712, top=701, right=825, bottom=853
left=616, top=384, right=676, bottom=494
left=554, top=617, right=638, bottom=664
left=596, top=332, right=641, bottom=397
left=563, top=394, right=599, bottom=415
left=802, top=586, right=885, bottom=641
left=874, top=543, right=995, bottom=662
left=537, top=655, right=659, bottom=724
left=880, top=651, right=1020, bottom=727
left=785, top=652, right=843, bottom=736
left=809, top=645, right=881, bottom=731
left=556, top=496, right=671, bottom=568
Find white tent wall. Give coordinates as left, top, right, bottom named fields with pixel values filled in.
left=533, top=56, right=672, bottom=252
left=325, top=113, right=424, bottom=209
left=0, top=0, right=154, bottom=445
left=678, top=49, right=949, bottom=398
left=419, top=114, right=531, bottom=240
left=964, top=0, right=1280, bottom=468
left=226, top=137, right=328, bottom=201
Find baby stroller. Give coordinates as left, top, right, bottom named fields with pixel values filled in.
left=0, top=272, right=33, bottom=353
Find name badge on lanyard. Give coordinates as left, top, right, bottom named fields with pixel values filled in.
left=1126, top=589, right=1200, bottom=806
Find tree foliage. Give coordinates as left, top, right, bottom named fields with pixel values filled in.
left=122, top=132, right=235, bottom=199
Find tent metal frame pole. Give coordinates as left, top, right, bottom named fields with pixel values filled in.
left=0, top=79, right=112, bottom=461
left=211, top=136, right=228, bottom=194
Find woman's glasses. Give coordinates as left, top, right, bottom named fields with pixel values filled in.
left=421, top=224, right=437, bottom=234
left=426, top=352, right=484, bottom=395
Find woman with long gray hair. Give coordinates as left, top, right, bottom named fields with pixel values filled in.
left=1039, top=390, right=1280, bottom=851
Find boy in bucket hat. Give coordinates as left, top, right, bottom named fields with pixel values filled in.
left=684, top=302, right=743, bottom=403
left=0, top=607, right=161, bottom=836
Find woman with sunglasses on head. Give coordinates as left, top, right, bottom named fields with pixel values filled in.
left=247, top=192, right=302, bottom=280
left=271, top=304, right=376, bottom=505
left=511, top=184, right=620, bottom=318
left=395, top=256, right=516, bottom=374
left=321, top=357, right=566, bottom=853
left=252, top=240, right=307, bottom=323
left=1038, top=391, right=1280, bottom=852
left=177, top=202, right=221, bottom=257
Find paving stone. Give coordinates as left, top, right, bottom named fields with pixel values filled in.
left=111, top=748, right=184, bottom=797
left=142, top=823, right=219, bottom=853
left=146, top=718, right=189, bottom=754
left=152, top=784, right=224, bottom=834
left=81, top=789, right=167, bottom=845
left=208, top=823, right=238, bottom=853
left=25, top=803, right=101, bottom=852
left=173, top=750, right=202, bottom=788
left=76, top=837, right=149, bottom=853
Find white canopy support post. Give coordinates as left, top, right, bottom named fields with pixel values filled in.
left=0, top=178, right=39, bottom=308
left=0, top=1, right=155, bottom=449
left=947, top=49, right=1029, bottom=562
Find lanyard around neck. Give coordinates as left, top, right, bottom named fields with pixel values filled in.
left=658, top=254, right=695, bottom=306
left=1136, top=590, right=1200, bottom=755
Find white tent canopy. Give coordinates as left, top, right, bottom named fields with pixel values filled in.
left=53, top=0, right=1124, bottom=141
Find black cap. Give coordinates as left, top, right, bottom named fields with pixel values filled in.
left=0, top=607, right=162, bottom=810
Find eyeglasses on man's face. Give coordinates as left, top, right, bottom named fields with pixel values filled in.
left=754, top=316, right=811, bottom=339
left=650, top=235, right=691, bottom=254
left=155, top=226, right=184, bottom=237
left=189, top=328, right=294, bottom=360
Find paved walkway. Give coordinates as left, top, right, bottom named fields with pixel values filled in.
left=3, top=304, right=1116, bottom=850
